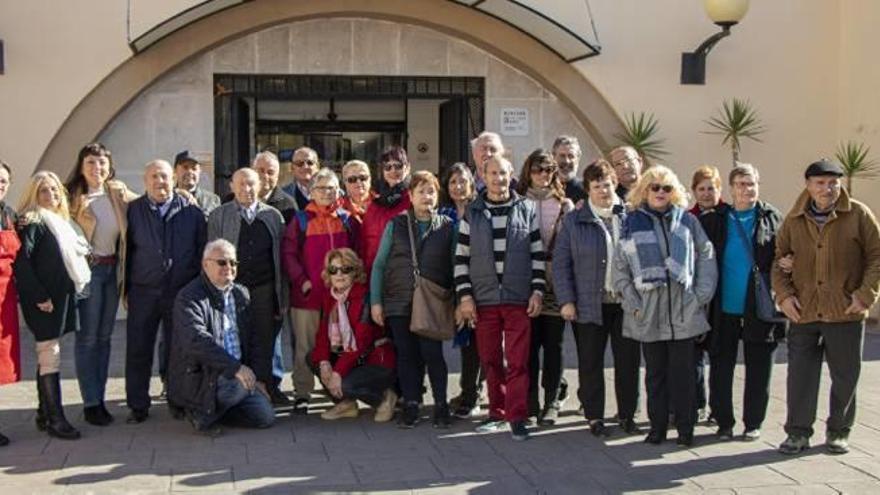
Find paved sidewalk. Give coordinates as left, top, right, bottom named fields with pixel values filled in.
left=2, top=322, right=880, bottom=494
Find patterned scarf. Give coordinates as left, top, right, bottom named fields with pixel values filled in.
left=619, top=205, right=695, bottom=291
left=373, top=177, right=410, bottom=208
left=328, top=286, right=356, bottom=353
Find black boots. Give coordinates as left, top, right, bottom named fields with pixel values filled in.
left=37, top=372, right=80, bottom=440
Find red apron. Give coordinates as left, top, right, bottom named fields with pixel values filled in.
left=0, top=215, right=21, bottom=384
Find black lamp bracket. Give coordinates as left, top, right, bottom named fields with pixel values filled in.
left=681, top=22, right=737, bottom=85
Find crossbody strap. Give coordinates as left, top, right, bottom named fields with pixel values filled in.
left=404, top=211, right=420, bottom=277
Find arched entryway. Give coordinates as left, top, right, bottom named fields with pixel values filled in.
left=37, top=0, right=623, bottom=180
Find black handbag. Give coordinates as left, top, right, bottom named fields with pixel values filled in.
left=731, top=211, right=788, bottom=325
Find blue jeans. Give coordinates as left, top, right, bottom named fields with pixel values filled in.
left=75, top=264, right=119, bottom=407
left=191, top=375, right=275, bottom=430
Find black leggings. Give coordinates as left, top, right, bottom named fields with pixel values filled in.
left=386, top=315, right=448, bottom=405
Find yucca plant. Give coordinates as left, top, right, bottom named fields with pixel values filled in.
left=704, top=98, right=767, bottom=165
left=835, top=141, right=879, bottom=195
left=614, top=112, right=668, bottom=163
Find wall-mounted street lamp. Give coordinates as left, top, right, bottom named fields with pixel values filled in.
left=681, top=0, right=750, bottom=85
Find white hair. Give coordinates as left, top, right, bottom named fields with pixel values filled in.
left=203, top=239, right=236, bottom=261
left=144, top=159, right=173, bottom=174
left=252, top=151, right=280, bottom=169
left=309, top=167, right=341, bottom=192
left=470, top=131, right=503, bottom=150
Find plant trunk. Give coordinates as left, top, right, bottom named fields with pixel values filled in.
left=847, top=175, right=854, bottom=195
left=731, top=146, right=740, bottom=167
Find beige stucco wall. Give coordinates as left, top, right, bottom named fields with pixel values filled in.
left=0, top=0, right=877, bottom=215
left=96, top=18, right=600, bottom=193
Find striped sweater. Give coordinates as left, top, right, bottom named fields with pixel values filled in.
left=454, top=195, right=546, bottom=301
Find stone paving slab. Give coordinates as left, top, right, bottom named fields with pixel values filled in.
left=1, top=322, right=880, bottom=493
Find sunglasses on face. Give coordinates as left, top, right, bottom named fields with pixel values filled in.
left=383, top=162, right=406, bottom=172
left=649, top=183, right=674, bottom=193
left=531, top=165, right=558, bottom=175
left=345, top=174, right=370, bottom=184
left=327, top=265, right=356, bottom=275
left=211, top=258, right=239, bottom=268
left=293, top=160, right=317, bottom=168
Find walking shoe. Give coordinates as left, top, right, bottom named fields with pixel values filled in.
left=826, top=433, right=850, bottom=455
left=293, top=398, right=309, bottom=415
left=98, top=402, right=115, bottom=424
left=475, top=418, right=507, bottom=433
left=716, top=427, right=734, bottom=441
left=778, top=435, right=810, bottom=455
left=126, top=408, right=149, bottom=424
left=742, top=428, right=761, bottom=441
left=539, top=403, right=560, bottom=426
left=644, top=430, right=667, bottom=445
left=398, top=402, right=420, bottom=429
left=269, top=386, right=292, bottom=407
left=0, top=430, right=9, bottom=446
left=433, top=403, right=452, bottom=429
left=589, top=419, right=609, bottom=437
left=186, top=412, right=223, bottom=437
left=374, top=389, right=397, bottom=423
left=321, top=400, right=358, bottom=420
left=620, top=418, right=642, bottom=435
left=510, top=421, right=530, bottom=441
left=84, top=405, right=112, bottom=426
left=453, top=402, right=480, bottom=419
left=557, top=378, right=569, bottom=405
left=696, top=407, right=709, bottom=423
left=677, top=432, right=694, bottom=447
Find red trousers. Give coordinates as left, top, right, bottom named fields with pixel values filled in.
left=475, top=305, right=531, bottom=422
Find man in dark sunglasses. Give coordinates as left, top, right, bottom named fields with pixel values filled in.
left=167, top=239, right=275, bottom=436
left=281, top=147, right=320, bottom=210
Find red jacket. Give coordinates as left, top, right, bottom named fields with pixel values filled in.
left=360, top=191, right=411, bottom=274
left=311, top=282, right=395, bottom=377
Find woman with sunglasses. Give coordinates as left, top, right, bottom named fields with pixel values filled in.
left=439, top=163, right=485, bottom=419
left=370, top=171, right=455, bottom=428
left=340, top=160, right=373, bottom=224
left=66, top=143, right=137, bottom=426
left=282, top=168, right=359, bottom=413
left=361, top=146, right=412, bottom=274
left=312, top=248, right=397, bottom=421
left=612, top=165, right=717, bottom=446
left=15, top=171, right=92, bottom=440
left=514, top=149, right=573, bottom=425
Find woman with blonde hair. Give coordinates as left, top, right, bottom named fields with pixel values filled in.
left=311, top=248, right=397, bottom=421
left=341, top=160, right=373, bottom=224
left=613, top=165, right=717, bottom=446
left=15, top=171, right=91, bottom=440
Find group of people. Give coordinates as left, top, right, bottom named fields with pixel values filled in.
left=0, top=131, right=877, bottom=457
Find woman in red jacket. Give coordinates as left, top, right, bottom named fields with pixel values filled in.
left=312, top=248, right=397, bottom=421
left=0, top=161, right=20, bottom=447
left=361, top=146, right=412, bottom=274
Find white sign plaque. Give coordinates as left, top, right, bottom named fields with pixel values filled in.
left=500, top=108, right=529, bottom=136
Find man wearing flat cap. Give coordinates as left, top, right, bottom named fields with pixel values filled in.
left=175, top=150, right=221, bottom=215
left=773, top=159, right=880, bottom=455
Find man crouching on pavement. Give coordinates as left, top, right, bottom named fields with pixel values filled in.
left=168, top=239, right=275, bottom=435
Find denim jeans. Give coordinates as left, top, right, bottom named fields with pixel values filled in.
left=75, top=264, right=119, bottom=407
left=191, top=375, right=275, bottom=430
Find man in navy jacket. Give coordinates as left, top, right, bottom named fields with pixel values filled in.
left=124, top=160, right=207, bottom=423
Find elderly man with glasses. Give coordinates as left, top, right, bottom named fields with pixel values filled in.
left=167, top=239, right=275, bottom=436
left=282, top=147, right=320, bottom=211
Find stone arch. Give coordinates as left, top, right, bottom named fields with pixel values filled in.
left=38, top=0, right=623, bottom=178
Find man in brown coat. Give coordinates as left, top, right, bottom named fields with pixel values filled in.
left=772, top=159, right=880, bottom=455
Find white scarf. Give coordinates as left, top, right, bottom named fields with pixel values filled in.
left=40, top=208, right=91, bottom=294
left=588, top=197, right=621, bottom=294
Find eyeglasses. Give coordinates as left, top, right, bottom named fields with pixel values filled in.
left=210, top=258, right=239, bottom=268
left=649, top=183, right=674, bottom=193
left=293, top=159, right=317, bottom=168
left=383, top=162, right=406, bottom=172
left=327, top=265, right=356, bottom=275
left=531, top=165, right=558, bottom=175
left=345, top=174, right=370, bottom=184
